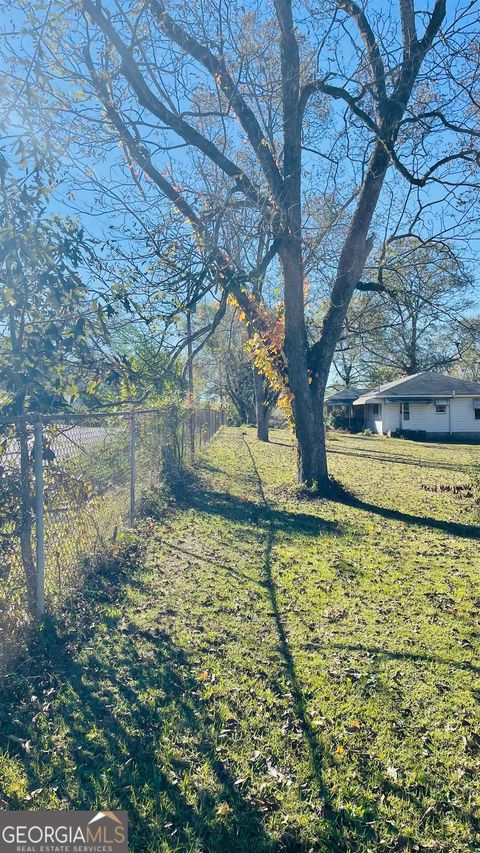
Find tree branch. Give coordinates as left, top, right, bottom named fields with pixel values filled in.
left=148, top=0, right=285, bottom=205
left=335, top=0, right=387, bottom=109
left=384, top=147, right=478, bottom=187
left=82, top=0, right=268, bottom=211
left=83, top=42, right=288, bottom=379
left=356, top=280, right=394, bottom=295
left=400, top=108, right=480, bottom=139
left=181, top=291, right=228, bottom=378
left=299, top=78, right=379, bottom=134
left=419, top=0, right=446, bottom=52
left=274, top=0, right=302, bottom=226
left=249, top=239, right=281, bottom=281
left=399, top=0, right=417, bottom=53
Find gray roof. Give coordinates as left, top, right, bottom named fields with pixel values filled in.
left=325, top=387, right=368, bottom=405
left=353, top=372, right=480, bottom=405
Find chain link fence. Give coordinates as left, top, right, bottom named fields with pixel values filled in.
left=0, top=407, right=224, bottom=675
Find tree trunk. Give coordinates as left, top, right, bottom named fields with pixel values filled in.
left=300, top=143, right=392, bottom=486
left=280, top=242, right=329, bottom=486
left=254, top=367, right=270, bottom=442
left=295, top=404, right=328, bottom=487
left=280, top=146, right=392, bottom=487
left=247, top=402, right=257, bottom=426
left=17, top=423, right=36, bottom=613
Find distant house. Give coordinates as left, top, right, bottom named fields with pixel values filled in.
left=325, top=387, right=367, bottom=430
left=352, top=372, right=480, bottom=440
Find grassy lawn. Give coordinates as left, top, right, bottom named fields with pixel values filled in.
left=1, top=427, right=480, bottom=851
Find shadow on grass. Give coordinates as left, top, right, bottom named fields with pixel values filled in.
left=327, top=445, right=473, bottom=473
left=10, top=429, right=473, bottom=852
left=239, top=436, right=379, bottom=850
left=172, top=469, right=339, bottom=540
left=285, top=463, right=480, bottom=541
left=329, top=641, right=480, bottom=675
left=268, top=440, right=296, bottom=449
left=333, top=492, right=480, bottom=540
left=166, top=440, right=380, bottom=847
left=269, top=433, right=477, bottom=474
left=0, top=542, right=278, bottom=853
left=156, top=540, right=266, bottom=589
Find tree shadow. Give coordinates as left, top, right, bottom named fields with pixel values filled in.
left=269, top=434, right=478, bottom=475
left=327, top=446, right=473, bottom=473
left=239, top=436, right=380, bottom=849
left=8, top=430, right=473, bottom=852
left=268, top=440, right=296, bottom=449
left=172, top=471, right=339, bottom=540
left=0, top=553, right=277, bottom=852
left=328, top=641, right=480, bottom=675
left=331, top=491, right=480, bottom=540
left=156, top=539, right=266, bottom=589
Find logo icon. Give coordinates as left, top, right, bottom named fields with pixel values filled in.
left=88, top=811, right=124, bottom=826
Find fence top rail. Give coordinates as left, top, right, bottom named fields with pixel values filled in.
left=0, top=405, right=223, bottom=426
left=0, top=409, right=160, bottom=426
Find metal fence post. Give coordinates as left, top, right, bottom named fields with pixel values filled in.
left=33, top=419, right=45, bottom=619
left=130, top=411, right=136, bottom=525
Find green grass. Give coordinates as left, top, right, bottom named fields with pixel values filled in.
left=1, top=427, right=480, bottom=851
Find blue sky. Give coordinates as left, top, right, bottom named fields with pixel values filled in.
left=1, top=0, right=479, bottom=307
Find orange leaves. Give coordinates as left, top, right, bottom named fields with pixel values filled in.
left=245, top=332, right=280, bottom=387
left=227, top=291, right=292, bottom=414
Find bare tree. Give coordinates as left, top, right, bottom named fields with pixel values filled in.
left=5, top=0, right=480, bottom=484
left=333, top=238, right=477, bottom=385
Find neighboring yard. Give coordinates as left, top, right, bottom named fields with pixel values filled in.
left=1, top=428, right=480, bottom=852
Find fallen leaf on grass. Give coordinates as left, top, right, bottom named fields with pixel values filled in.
left=267, top=763, right=293, bottom=786
left=7, top=735, right=31, bottom=753
left=246, top=792, right=278, bottom=813
left=24, top=788, right=43, bottom=802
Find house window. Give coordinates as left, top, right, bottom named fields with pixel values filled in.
left=475, top=409, right=480, bottom=420
left=402, top=402, right=410, bottom=421
left=435, top=405, right=447, bottom=414
left=372, top=404, right=379, bottom=415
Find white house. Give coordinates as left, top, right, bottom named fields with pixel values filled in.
left=352, top=372, right=480, bottom=440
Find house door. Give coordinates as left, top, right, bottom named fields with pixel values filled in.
left=400, top=402, right=410, bottom=429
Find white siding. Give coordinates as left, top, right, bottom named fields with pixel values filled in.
left=364, top=403, right=383, bottom=433
left=383, top=403, right=400, bottom=434
left=399, top=398, right=480, bottom=436
left=403, top=402, right=449, bottom=433
left=451, top=398, right=480, bottom=434
left=364, top=401, right=400, bottom=434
